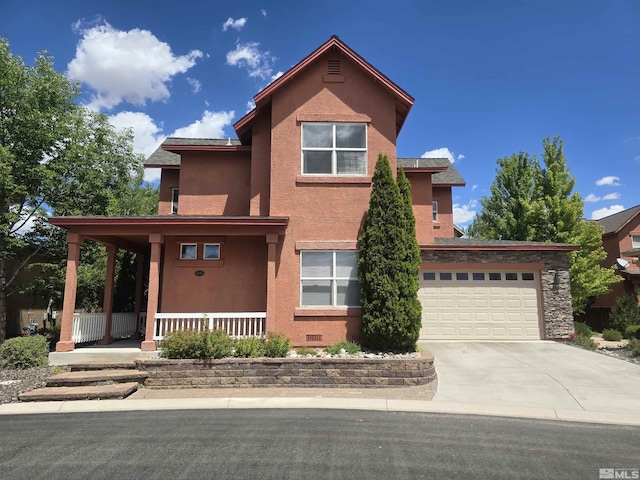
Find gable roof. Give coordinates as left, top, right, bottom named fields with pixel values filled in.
left=234, top=35, right=414, bottom=142
left=145, top=137, right=243, bottom=167
left=397, top=158, right=466, bottom=186
left=597, top=205, right=640, bottom=235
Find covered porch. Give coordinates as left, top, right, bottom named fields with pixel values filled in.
left=48, top=215, right=288, bottom=353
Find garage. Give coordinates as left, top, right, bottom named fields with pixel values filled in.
left=418, top=269, right=542, bottom=340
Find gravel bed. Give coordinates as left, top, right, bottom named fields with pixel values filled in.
left=0, top=366, right=68, bottom=405
left=595, top=346, right=640, bottom=365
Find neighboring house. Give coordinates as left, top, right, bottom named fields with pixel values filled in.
left=49, top=36, right=577, bottom=352
left=588, top=206, right=640, bottom=322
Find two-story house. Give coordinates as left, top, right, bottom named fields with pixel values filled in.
left=50, top=36, right=576, bottom=353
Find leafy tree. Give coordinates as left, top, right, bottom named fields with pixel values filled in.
left=0, top=38, right=154, bottom=341
left=609, top=293, right=640, bottom=333
left=469, top=137, right=619, bottom=313
left=358, top=155, right=420, bottom=351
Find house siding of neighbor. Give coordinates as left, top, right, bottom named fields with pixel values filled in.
left=49, top=36, right=577, bottom=352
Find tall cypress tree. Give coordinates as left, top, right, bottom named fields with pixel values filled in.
left=358, top=155, right=419, bottom=351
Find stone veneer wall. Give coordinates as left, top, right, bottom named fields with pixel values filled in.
left=421, top=250, right=574, bottom=338
left=136, top=353, right=436, bottom=388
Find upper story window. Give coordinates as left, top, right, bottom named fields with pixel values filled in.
left=432, top=201, right=439, bottom=222
left=172, top=188, right=179, bottom=215
left=301, top=123, right=367, bottom=175
left=632, top=235, right=640, bottom=248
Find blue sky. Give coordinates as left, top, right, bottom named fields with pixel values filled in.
left=2, top=0, right=639, bottom=226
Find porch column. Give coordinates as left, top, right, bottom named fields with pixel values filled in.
left=97, top=245, right=118, bottom=345
left=55, top=233, right=84, bottom=352
left=266, top=234, right=278, bottom=333
left=141, top=234, right=163, bottom=351
left=130, top=253, right=145, bottom=340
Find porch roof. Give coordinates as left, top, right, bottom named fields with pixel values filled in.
left=48, top=215, right=289, bottom=253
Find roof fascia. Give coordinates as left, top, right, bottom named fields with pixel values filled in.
left=402, top=167, right=449, bottom=174
left=420, top=244, right=580, bottom=252
left=162, top=145, right=251, bottom=153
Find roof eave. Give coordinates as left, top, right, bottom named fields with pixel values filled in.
left=162, top=145, right=251, bottom=153
left=420, top=244, right=580, bottom=252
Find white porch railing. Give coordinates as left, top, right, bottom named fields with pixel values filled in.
left=152, top=312, right=267, bottom=341
left=72, top=312, right=144, bottom=344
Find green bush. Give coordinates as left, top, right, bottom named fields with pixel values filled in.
left=573, top=322, right=593, bottom=338
left=623, top=325, right=640, bottom=340
left=38, top=326, right=61, bottom=351
left=627, top=339, right=640, bottom=357
left=602, top=329, right=623, bottom=341
left=160, top=329, right=234, bottom=359
left=264, top=332, right=291, bottom=358
left=0, top=335, right=50, bottom=369
left=571, top=333, right=597, bottom=350
left=295, top=346, right=317, bottom=356
left=324, top=341, right=362, bottom=355
left=609, top=294, right=640, bottom=332
left=234, top=337, right=266, bottom=358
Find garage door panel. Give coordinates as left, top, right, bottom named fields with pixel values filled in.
left=419, top=270, right=541, bottom=340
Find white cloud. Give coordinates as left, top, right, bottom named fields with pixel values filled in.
left=471, top=184, right=478, bottom=191
left=584, top=193, right=600, bottom=203
left=246, top=100, right=256, bottom=112
left=421, top=147, right=460, bottom=163
left=261, top=9, right=268, bottom=16
left=595, top=176, right=621, bottom=186
left=186, top=77, right=201, bottom=93
left=453, top=199, right=477, bottom=225
left=67, top=21, right=203, bottom=110
left=170, top=110, right=235, bottom=138
left=226, top=41, right=275, bottom=80
left=271, top=70, right=284, bottom=82
left=109, top=111, right=165, bottom=158
left=222, top=17, right=247, bottom=32
left=457, top=154, right=465, bottom=161
left=591, top=205, right=625, bottom=220
left=603, top=192, right=621, bottom=200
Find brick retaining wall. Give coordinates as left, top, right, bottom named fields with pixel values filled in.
left=135, top=353, right=436, bottom=389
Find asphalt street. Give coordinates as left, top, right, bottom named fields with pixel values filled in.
left=1, top=409, right=638, bottom=480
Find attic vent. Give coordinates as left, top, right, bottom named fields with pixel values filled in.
left=327, top=60, right=341, bottom=75
left=306, top=334, right=323, bottom=342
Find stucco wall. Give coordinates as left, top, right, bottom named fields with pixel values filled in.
left=420, top=249, right=574, bottom=339
left=406, top=173, right=434, bottom=244
left=158, top=169, right=179, bottom=215
left=432, top=187, right=454, bottom=239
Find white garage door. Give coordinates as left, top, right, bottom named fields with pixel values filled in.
left=418, top=270, right=541, bottom=340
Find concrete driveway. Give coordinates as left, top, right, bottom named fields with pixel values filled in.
left=418, top=341, right=640, bottom=417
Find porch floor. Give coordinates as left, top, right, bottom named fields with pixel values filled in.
left=49, top=338, right=160, bottom=366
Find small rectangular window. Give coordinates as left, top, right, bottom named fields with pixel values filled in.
left=440, top=272, right=452, bottom=280
left=632, top=235, right=640, bottom=248
left=432, top=201, right=439, bottom=222
left=489, top=273, right=502, bottom=281
left=505, top=272, right=518, bottom=281
left=172, top=188, right=179, bottom=214
left=180, top=243, right=197, bottom=260
left=472, top=272, right=485, bottom=281
left=456, top=272, right=469, bottom=281
left=423, top=272, right=436, bottom=281
left=204, top=244, right=220, bottom=260
left=522, top=273, right=535, bottom=281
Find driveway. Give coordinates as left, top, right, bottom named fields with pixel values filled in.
left=418, top=341, right=640, bottom=416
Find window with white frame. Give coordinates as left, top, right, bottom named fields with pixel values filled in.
left=203, top=243, right=220, bottom=260
left=300, top=251, right=360, bottom=307
left=301, top=123, right=367, bottom=175
left=432, top=201, right=439, bottom=222
left=180, top=243, right=197, bottom=260
left=632, top=235, right=640, bottom=248
left=172, top=188, right=179, bottom=214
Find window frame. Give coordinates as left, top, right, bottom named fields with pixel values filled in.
left=179, top=243, right=197, bottom=260
left=632, top=235, right=640, bottom=249
left=301, top=123, right=367, bottom=176
left=299, top=250, right=360, bottom=307
left=171, top=188, right=179, bottom=215
left=432, top=200, right=439, bottom=222
left=203, top=243, right=221, bottom=260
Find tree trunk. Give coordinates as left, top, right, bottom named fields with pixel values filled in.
left=0, top=257, right=6, bottom=343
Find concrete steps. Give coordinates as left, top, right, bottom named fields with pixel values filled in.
left=18, top=361, right=148, bottom=402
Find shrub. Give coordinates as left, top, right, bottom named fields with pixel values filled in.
left=628, top=339, right=640, bottom=357
left=609, top=294, right=640, bottom=333
left=602, top=329, right=623, bottom=341
left=234, top=337, right=266, bottom=358
left=264, top=332, right=291, bottom=358
left=295, top=346, right=317, bottom=356
left=324, top=341, right=362, bottom=355
left=573, top=322, right=593, bottom=338
left=160, top=329, right=234, bottom=359
left=623, top=325, right=640, bottom=340
left=38, top=326, right=61, bottom=351
left=0, top=335, right=50, bottom=369
left=571, top=333, right=597, bottom=350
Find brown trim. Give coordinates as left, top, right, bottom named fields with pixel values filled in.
left=162, top=145, right=251, bottom=153
left=403, top=167, right=448, bottom=174
left=49, top=216, right=288, bottom=228
left=296, top=113, right=371, bottom=123
left=294, top=307, right=362, bottom=317
left=295, top=240, right=357, bottom=251
left=420, top=262, right=545, bottom=271
left=143, top=164, right=180, bottom=169
left=431, top=182, right=467, bottom=187
left=174, top=236, right=226, bottom=244
left=296, top=176, right=372, bottom=185
left=420, top=244, right=579, bottom=252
